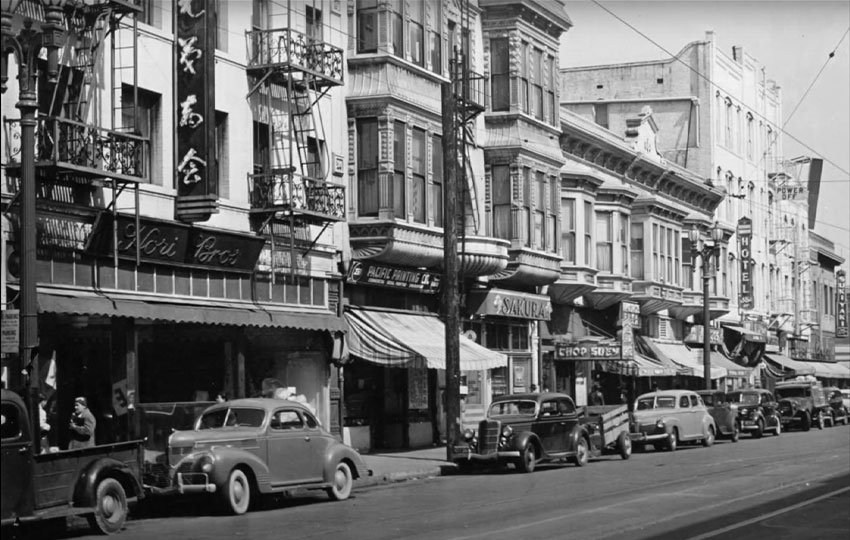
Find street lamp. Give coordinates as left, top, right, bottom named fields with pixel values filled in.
left=2, top=0, right=66, bottom=453
left=689, top=223, right=724, bottom=390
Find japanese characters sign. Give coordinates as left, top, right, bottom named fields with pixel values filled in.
left=737, top=217, right=754, bottom=310
left=837, top=270, right=848, bottom=339
left=175, top=0, right=218, bottom=221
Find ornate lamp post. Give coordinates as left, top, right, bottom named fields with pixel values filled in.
left=1, top=0, right=66, bottom=452
left=689, top=223, right=724, bottom=390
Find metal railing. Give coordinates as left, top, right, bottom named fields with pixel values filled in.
left=246, top=27, right=344, bottom=84
left=248, top=169, right=345, bottom=221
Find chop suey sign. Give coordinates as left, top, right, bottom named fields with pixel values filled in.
left=85, top=213, right=264, bottom=272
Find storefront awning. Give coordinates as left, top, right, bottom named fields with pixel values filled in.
left=344, top=308, right=507, bottom=371
left=722, top=324, right=766, bottom=343
left=600, top=354, right=678, bottom=377
left=35, top=288, right=344, bottom=331
left=763, top=354, right=816, bottom=376
left=643, top=338, right=727, bottom=379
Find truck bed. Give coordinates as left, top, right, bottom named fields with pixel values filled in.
left=584, top=404, right=631, bottom=447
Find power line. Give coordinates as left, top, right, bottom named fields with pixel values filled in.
left=587, top=0, right=850, bottom=178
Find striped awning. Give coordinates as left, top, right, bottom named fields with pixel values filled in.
left=763, top=354, right=816, bottom=376
left=601, top=354, right=678, bottom=377
left=344, top=308, right=507, bottom=371
left=644, top=339, right=728, bottom=379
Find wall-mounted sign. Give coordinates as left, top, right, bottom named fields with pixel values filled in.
left=1, top=310, right=19, bottom=355
left=555, top=342, right=622, bottom=360
left=777, top=184, right=806, bottom=201
left=620, top=301, right=640, bottom=329
left=85, top=212, right=264, bottom=273
left=737, top=217, right=754, bottom=310
left=175, top=0, right=218, bottom=221
left=346, top=260, right=441, bottom=294
left=837, top=270, right=848, bottom=339
left=684, top=325, right=723, bottom=346
left=621, top=325, right=634, bottom=361
left=467, top=288, right=552, bottom=321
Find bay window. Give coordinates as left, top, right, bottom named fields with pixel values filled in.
left=491, top=38, right=510, bottom=111
left=619, top=213, right=629, bottom=275
left=584, top=201, right=593, bottom=266
left=596, top=212, right=613, bottom=272
left=492, top=165, right=511, bottom=240
left=357, top=119, right=379, bottom=216
left=356, top=0, right=377, bottom=53
left=631, top=223, right=644, bottom=279
left=533, top=172, right=545, bottom=249
left=531, top=48, right=543, bottom=121
left=562, top=199, right=576, bottom=264
left=393, top=121, right=406, bottom=217
left=432, top=135, right=443, bottom=227
left=390, top=0, right=403, bottom=57
left=411, top=128, right=426, bottom=223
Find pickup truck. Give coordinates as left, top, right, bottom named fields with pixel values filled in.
left=774, top=378, right=828, bottom=431
left=1, top=389, right=145, bottom=535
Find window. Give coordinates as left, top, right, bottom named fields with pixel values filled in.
left=429, top=29, right=441, bottom=74
left=252, top=0, right=268, bottom=30
left=652, top=223, right=659, bottom=279
left=522, top=168, right=531, bottom=246
left=123, top=86, right=161, bottom=185
left=271, top=410, right=303, bottom=430
left=215, top=111, right=228, bottom=199
left=411, top=128, right=426, bottom=223
left=356, top=0, right=377, bottom=53
left=215, top=0, right=228, bottom=52
left=533, top=172, right=545, bottom=249
left=746, top=114, right=754, bottom=160
left=357, top=119, right=379, bottom=216
left=531, top=48, right=544, bottom=121
left=548, top=177, right=557, bottom=252
left=140, top=0, right=169, bottom=31
left=725, top=100, right=733, bottom=147
left=594, top=104, right=609, bottom=128
left=547, top=55, right=557, bottom=125
left=619, top=213, right=629, bottom=275
left=306, top=5, right=322, bottom=41
left=492, top=166, right=511, bottom=240
left=519, top=42, right=529, bottom=113
left=410, top=0, right=424, bottom=66
left=680, top=396, right=690, bottom=408
left=715, top=94, right=723, bottom=140
left=562, top=199, right=576, bottom=264
left=630, top=222, right=644, bottom=279
left=596, top=212, right=613, bottom=272
left=682, top=237, right=693, bottom=289
left=393, top=121, right=406, bottom=217
left=389, top=0, right=403, bottom=58
left=490, top=38, right=510, bottom=111
left=432, top=135, right=443, bottom=227
left=584, top=201, right=593, bottom=266
left=253, top=121, right=270, bottom=174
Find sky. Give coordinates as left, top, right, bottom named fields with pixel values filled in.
left=558, top=0, right=850, bottom=270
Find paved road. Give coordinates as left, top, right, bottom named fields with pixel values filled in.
left=26, top=425, right=850, bottom=540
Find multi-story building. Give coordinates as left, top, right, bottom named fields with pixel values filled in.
left=2, top=0, right=349, bottom=453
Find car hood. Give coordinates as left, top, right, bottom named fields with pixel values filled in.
left=170, top=427, right=263, bottom=448
left=777, top=397, right=807, bottom=407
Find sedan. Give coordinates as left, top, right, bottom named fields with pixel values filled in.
left=631, top=390, right=717, bottom=451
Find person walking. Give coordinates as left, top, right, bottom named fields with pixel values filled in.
left=68, top=396, right=96, bottom=449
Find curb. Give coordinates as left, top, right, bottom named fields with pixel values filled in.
left=356, top=464, right=456, bottom=488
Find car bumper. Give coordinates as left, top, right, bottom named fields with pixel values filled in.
left=739, top=420, right=761, bottom=431
left=451, top=446, right=520, bottom=462
left=177, top=472, right=217, bottom=494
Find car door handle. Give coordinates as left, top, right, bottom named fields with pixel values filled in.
left=304, top=436, right=311, bottom=442
left=559, top=422, right=567, bottom=425
left=19, top=446, right=29, bottom=454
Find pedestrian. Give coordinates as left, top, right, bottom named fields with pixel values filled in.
left=68, top=396, right=96, bottom=450
left=215, top=391, right=228, bottom=403
left=590, top=384, right=605, bottom=406
left=38, top=393, right=51, bottom=453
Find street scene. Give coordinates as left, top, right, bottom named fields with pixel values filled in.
left=1, top=0, right=849, bottom=539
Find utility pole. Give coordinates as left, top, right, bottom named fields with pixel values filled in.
left=442, top=66, right=460, bottom=462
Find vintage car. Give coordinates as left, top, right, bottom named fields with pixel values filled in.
left=775, top=379, right=828, bottom=431
left=842, top=389, right=850, bottom=411
left=695, top=390, right=740, bottom=442
left=726, top=388, right=782, bottom=437
left=163, top=398, right=370, bottom=515
left=631, top=390, right=717, bottom=451
left=823, top=387, right=849, bottom=426
left=451, top=392, right=628, bottom=474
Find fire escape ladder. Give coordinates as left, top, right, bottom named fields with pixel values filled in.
left=110, top=14, right=139, bottom=134
left=61, top=7, right=111, bottom=123
left=290, top=86, right=320, bottom=181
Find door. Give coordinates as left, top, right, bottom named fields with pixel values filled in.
left=267, top=409, right=323, bottom=485
left=678, top=394, right=696, bottom=438
left=1, top=400, right=35, bottom=521
left=533, top=399, right=562, bottom=453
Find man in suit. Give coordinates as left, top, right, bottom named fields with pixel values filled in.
left=69, top=396, right=96, bottom=449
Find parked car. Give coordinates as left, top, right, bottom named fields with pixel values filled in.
left=696, top=390, right=740, bottom=442
left=823, top=387, right=849, bottom=426
left=775, top=379, right=828, bottom=431
left=451, top=392, right=629, bottom=474
left=157, top=398, right=370, bottom=515
left=631, top=390, right=717, bottom=451
left=726, top=388, right=782, bottom=438
left=841, top=389, right=850, bottom=411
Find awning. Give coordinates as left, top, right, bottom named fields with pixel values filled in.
left=703, top=351, right=751, bottom=378
left=763, top=354, right=816, bottom=376
left=344, top=308, right=507, bottom=370
left=722, top=325, right=767, bottom=343
left=643, top=338, right=727, bottom=379
left=807, top=361, right=850, bottom=380
left=601, top=354, right=678, bottom=377
left=35, top=288, right=344, bottom=331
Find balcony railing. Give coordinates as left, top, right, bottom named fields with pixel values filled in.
left=453, top=69, right=487, bottom=118
left=246, top=28, right=344, bottom=85
left=248, top=169, right=345, bottom=222
left=4, top=116, right=149, bottom=182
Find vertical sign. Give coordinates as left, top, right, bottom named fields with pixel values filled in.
left=737, top=217, right=754, bottom=310
left=175, top=0, right=218, bottom=221
left=619, top=300, right=641, bottom=329
left=621, top=325, right=634, bottom=361
left=837, top=270, right=848, bottom=339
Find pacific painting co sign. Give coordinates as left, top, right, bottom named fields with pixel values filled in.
left=737, top=217, right=754, bottom=310
left=346, top=260, right=441, bottom=294
left=838, top=270, right=848, bottom=339
left=175, top=0, right=218, bottom=221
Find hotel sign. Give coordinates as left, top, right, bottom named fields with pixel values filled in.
left=175, top=0, right=218, bottom=221
left=737, top=217, right=754, bottom=310
left=468, top=288, right=552, bottom=321
left=346, top=260, right=441, bottom=294
left=838, top=270, right=848, bottom=339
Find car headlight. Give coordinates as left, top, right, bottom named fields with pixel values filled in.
left=501, top=425, right=513, bottom=437
left=655, top=420, right=665, bottom=429
left=463, top=428, right=475, bottom=441
left=196, top=453, right=215, bottom=474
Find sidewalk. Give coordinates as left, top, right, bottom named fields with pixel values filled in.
left=356, top=446, right=458, bottom=488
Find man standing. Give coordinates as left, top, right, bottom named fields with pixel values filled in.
left=69, top=396, right=96, bottom=449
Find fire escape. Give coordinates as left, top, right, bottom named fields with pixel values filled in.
left=3, top=0, right=146, bottom=266
left=245, top=2, right=345, bottom=279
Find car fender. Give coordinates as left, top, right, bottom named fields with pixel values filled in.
left=702, top=414, right=717, bottom=435
left=569, top=425, right=592, bottom=452
left=322, top=443, right=368, bottom=481
left=510, top=431, right=540, bottom=454
left=660, top=416, right=681, bottom=434
left=202, top=446, right=270, bottom=490
left=75, top=457, right=144, bottom=508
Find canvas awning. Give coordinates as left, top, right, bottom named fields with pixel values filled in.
left=763, top=354, right=816, bottom=376
left=722, top=324, right=767, bottom=343
left=601, top=354, right=678, bottom=378
left=643, top=338, right=728, bottom=379
left=344, top=308, right=507, bottom=370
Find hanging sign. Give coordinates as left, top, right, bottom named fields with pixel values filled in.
left=619, top=300, right=641, bottom=329
left=175, top=0, right=218, bottom=221
left=737, top=217, right=754, bottom=310
left=837, top=270, right=848, bottom=339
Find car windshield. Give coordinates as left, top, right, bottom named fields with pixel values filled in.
left=701, top=394, right=717, bottom=406
left=489, top=400, right=537, bottom=416
left=727, top=392, right=759, bottom=404
left=775, top=387, right=807, bottom=399
left=636, top=396, right=676, bottom=410
left=197, top=407, right=266, bottom=429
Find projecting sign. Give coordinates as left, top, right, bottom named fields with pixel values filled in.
left=555, top=342, right=622, bottom=360
left=620, top=300, right=640, bottom=329
left=737, top=217, right=754, bottom=310
left=346, top=260, right=441, bottom=294
left=467, top=288, right=552, bottom=321
left=838, top=270, right=848, bottom=339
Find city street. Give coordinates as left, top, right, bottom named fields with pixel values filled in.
left=48, top=425, right=849, bottom=540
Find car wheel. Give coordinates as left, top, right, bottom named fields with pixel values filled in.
left=327, top=461, right=353, bottom=501
left=517, top=443, right=536, bottom=473
left=617, top=432, right=632, bottom=460
left=665, top=429, right=678, bottom=452
left=801, top=412, right=811, bottom=431
left=730, top=422, right=740, bottom=443
left=223, top=469, right=251, bottom=515
left=702, top=426, right=715, bottom=447
left=753, top=419, right=764, bottom=439
left=86, top=478, right=127, bottom=535
left=774, top=420, right=781, bottom=436
left=573, top=437, right=589, bottom=467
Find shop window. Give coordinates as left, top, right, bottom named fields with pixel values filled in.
left=490, top=38, right=510, bottom=111
left=356, top=119, right=379, bottom=216
left=356, top=0, right=377, bottom=53
left=432, top=135, right=443, bottom=227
